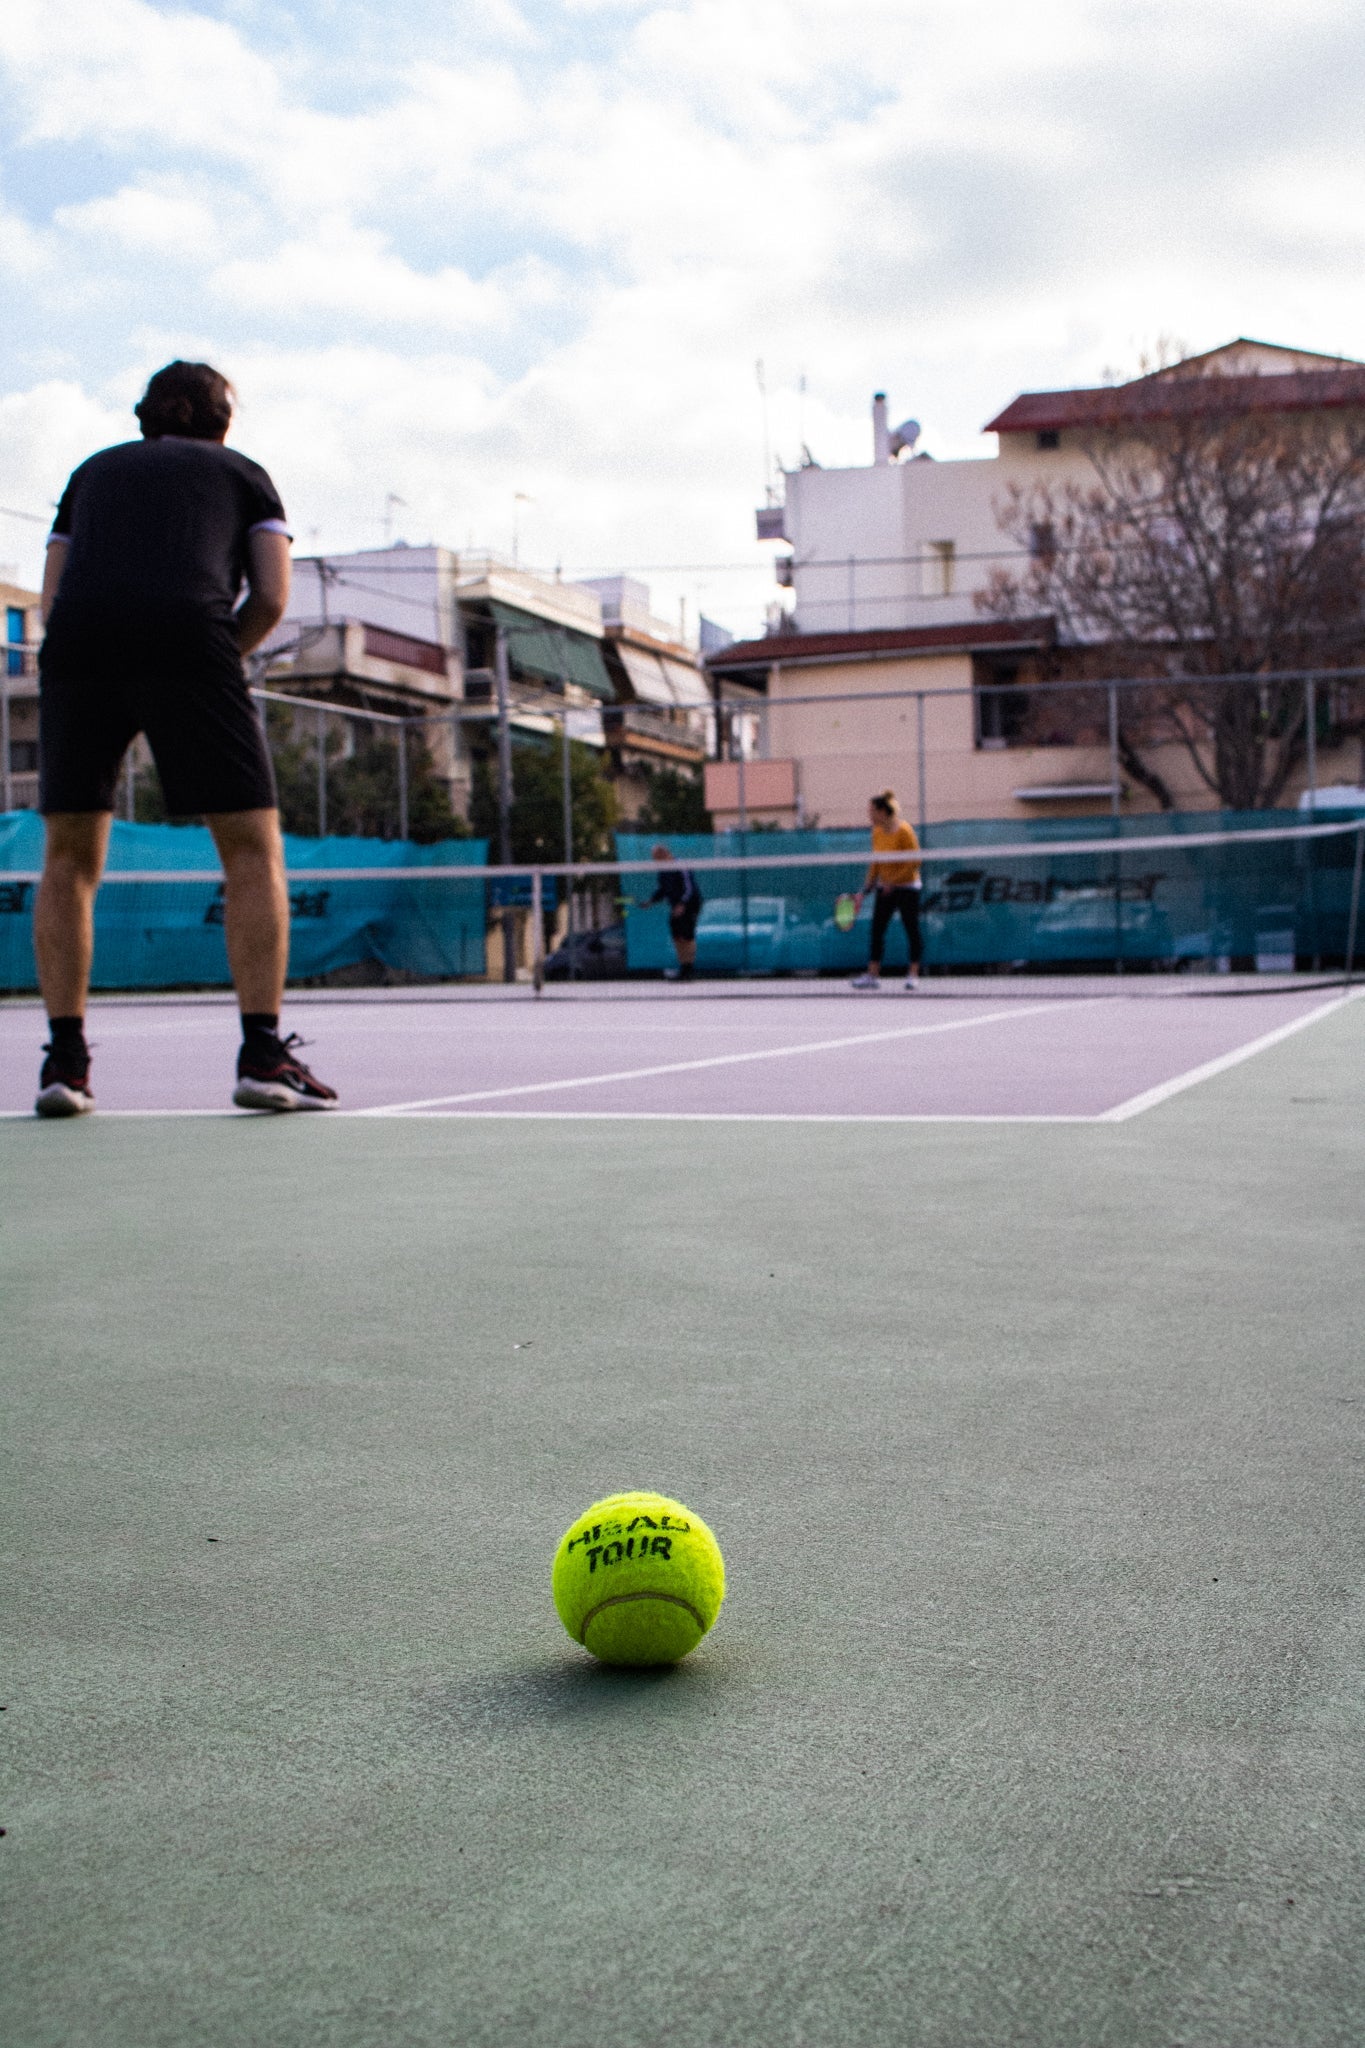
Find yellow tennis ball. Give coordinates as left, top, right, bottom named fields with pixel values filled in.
left=552, top=1491, right=726, bottom=1666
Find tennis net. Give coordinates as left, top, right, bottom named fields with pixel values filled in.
left=0, top=814, right=1361, bottom=989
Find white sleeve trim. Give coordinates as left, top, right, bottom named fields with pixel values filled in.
left=247, top=518, right=293, bottom=539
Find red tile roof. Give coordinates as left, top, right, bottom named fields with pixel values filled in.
left=705, top=616, right=1055, bottom=671
left=985, top=366, right=1365, bottom=436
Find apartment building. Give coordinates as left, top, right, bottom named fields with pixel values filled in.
left=713, top=342, right=1365, bottom=827
left=1, top=577, right=42, bottom=812
left=272, top=547, right=709, bottom=827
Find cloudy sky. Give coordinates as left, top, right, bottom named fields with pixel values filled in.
left=2, top=0, right=1363, bottom=636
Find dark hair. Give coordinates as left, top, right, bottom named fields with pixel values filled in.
left=870, top=789, right=897, bottom=816
left=134, top=361, right=233, bottom=441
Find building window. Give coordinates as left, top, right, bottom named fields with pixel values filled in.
left=976, top=664, right=1030, bottom=748
left=922, top=540, right=955, bottom=598
left=6, top=606, right=24, bottom=678
left=1029, top=521, right=1057, bottom=565
left=1036, top=429, right=1060, bottom=451
left=9, top=740, right=39, bottom=773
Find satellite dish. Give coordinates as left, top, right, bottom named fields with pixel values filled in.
left=889, top=418, right=921, bottom=457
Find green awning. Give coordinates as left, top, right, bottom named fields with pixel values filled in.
left=487, top=600, right=613, bottom=701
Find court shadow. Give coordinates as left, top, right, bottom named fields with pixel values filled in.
left=417, top=1652, right=727, bottom=1739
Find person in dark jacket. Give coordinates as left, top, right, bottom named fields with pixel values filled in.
left=646, top=843, right=704, bottom=981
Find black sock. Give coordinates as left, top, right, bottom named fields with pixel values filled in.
left=241, top=1012, right=280, bottom=1046
left=49, top=1015, right=87, bottom=1056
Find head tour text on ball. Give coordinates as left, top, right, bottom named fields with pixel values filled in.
left=552, top=1492, right=726, bottom=1667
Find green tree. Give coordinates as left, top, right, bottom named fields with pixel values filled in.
left=469, top=738, right=618, bottom=862
left=636, top=765, right=711, bottom=835
left=135, top=710, right=467, bottom=842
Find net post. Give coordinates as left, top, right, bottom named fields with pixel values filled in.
left=1346, top=821, right=1364, bottom=987
left=531, top=866, right=544, bottom=994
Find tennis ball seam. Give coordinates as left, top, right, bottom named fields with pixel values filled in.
left=578, top=1589, right=705, bottom=1645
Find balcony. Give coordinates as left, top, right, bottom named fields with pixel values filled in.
left=602, top=702, right=708, bottom=762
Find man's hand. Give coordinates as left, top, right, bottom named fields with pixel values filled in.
left=236, top=530, right=292, bottom=654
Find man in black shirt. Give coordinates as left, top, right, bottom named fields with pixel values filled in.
left=645, top=843, right=704, bottom=981
left=33, top=359, right=336, bottom=1115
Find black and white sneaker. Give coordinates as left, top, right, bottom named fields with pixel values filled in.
left=233, top=1033, right=338, bottom=1112
left=35, top=1043, right=95, bottom=1118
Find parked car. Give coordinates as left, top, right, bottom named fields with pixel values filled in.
left=541, top=921, right=629, bottom=980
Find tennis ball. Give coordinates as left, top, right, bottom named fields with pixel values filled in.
left=552, top=1491, right=725, bottom=1666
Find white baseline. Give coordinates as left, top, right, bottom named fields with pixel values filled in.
left=1100, top=989, right=1361, bottom=1122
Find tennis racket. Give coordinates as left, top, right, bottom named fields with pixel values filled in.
left=833, top=892, right=859, bottom=932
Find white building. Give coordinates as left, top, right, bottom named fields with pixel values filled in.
left=765, top=340, right=1364, bottom=636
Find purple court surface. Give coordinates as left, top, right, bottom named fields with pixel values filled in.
left=2, top=981, right=1355, bottom=1120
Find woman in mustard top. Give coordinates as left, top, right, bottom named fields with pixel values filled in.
left=850, top=789, right=923, bottom=990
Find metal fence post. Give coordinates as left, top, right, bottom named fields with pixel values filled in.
left=1305, top=676, right=1317, bottom=810
left=494, top=625, right=516, bottom=982
left=916, top=692, right=927, bottom=836
left=1346, top=822, right=1364, bottom=985
left=560, top=702, right=575, bottom=978
left=1108, top=681, right=1123, bottom=976
left=396, top=718, right=409, bottom=842
left=1, top=679, right=11, bottom=814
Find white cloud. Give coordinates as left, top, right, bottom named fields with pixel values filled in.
left=54, top=184, right=224, bottom=258
left=3, top=0, right=1365, bottom=629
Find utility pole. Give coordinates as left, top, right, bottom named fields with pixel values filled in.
left=494, top=624, right=516, bottom=981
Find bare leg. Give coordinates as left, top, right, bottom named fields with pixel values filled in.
left=675, top=937, right=697, bottom=970
left=206, top=808, right=289, bottom=1016
left=35, top=812, right=112, bottom=1018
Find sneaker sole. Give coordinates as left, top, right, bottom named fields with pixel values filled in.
left=233, top=1079, right=337, bottom=1112
left=35, top=1083, right=95, bottom=1118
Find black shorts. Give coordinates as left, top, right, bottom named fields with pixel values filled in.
left=38, top=605, right=277, bottom=817
left=669, top=902, right=701, bottom=943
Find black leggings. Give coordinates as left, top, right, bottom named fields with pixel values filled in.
left=869, top=886, right=922, bottom=967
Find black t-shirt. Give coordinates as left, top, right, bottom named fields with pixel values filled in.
left=50, top=438, right=290, bottom=624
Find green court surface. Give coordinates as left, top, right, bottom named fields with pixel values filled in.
left=3, top=1000, right=1364, bottom=2048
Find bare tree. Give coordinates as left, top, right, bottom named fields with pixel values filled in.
left=978, top=377, right=1365, bottom=809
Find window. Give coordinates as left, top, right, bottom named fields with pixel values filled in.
left=6, top=606, right=24, bottom=678
left=1029, top=521, right=1056, bottom=565
left=975, top=664, right=1030, bottom=748
left=921, top=540, right=956, bottom=598
left=1036, top=429, right=1060, bottom=451
left=9, top=740, right=38, bottom=773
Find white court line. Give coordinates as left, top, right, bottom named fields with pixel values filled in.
left=1099, top=988, right=1362, bottom=1122
left=354, top=1002, right=1077, bottom=1114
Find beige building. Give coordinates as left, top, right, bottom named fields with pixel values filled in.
left=1, top=577, right=42, bottom=813
left=718, top=341, right=1365, bottom=827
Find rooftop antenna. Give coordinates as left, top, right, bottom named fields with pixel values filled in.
left=756, top=359, right=775, bottom=504
left=382, top=493, right=407, bottom=545
left=512, top=491, right=533, bottom=566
